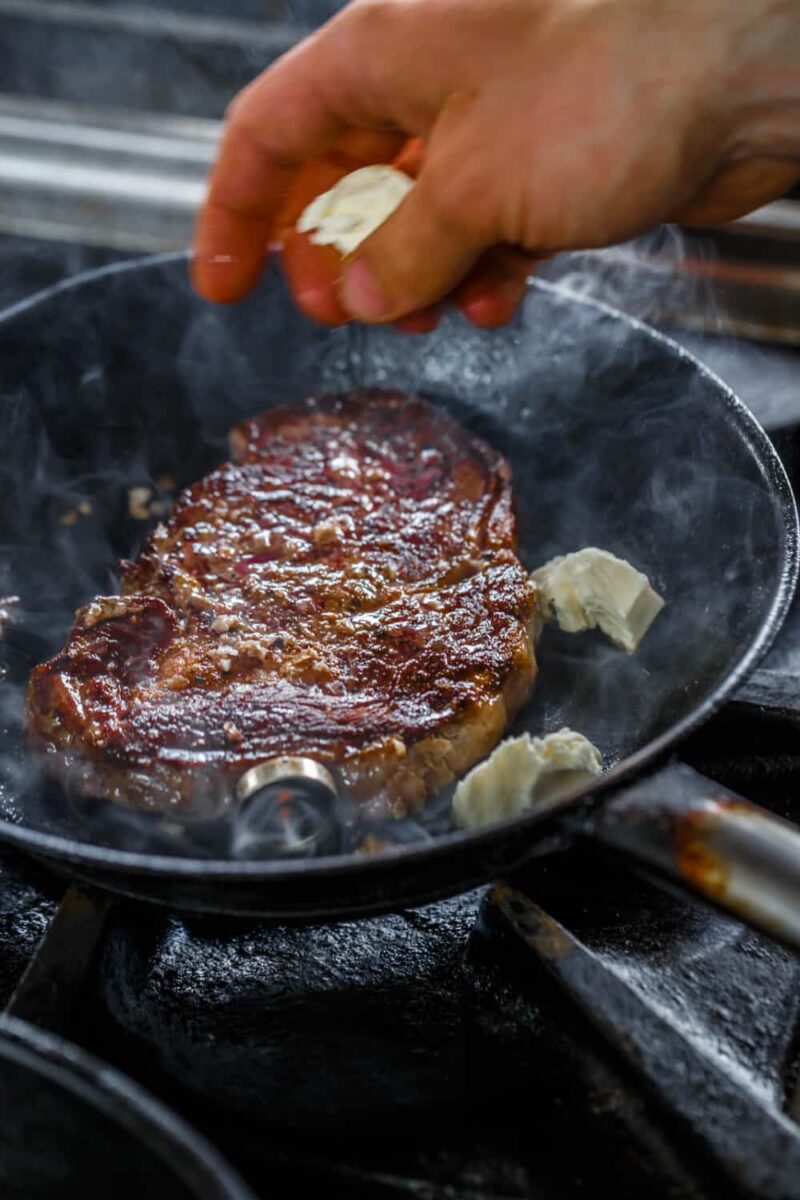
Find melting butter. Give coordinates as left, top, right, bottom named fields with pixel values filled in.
left=452, top=729, right=602, bottom=830
left=531, top=547, right=664, bottom=653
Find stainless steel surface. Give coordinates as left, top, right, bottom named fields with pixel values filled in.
left=0, top=0, right=295, bottom=45
left=0, top=1, right=299, bottom=119
left=543, top=209, right=800, bottom=347
left=0, top=95, right=215, bottom=250
left=234, top=759, right=340, bottom=859
left=733, top=199, right=800, bottom=239
left=590, top=762, right=800, bottom=951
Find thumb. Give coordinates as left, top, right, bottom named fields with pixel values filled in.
left=339, top=159, right=487, bottom=322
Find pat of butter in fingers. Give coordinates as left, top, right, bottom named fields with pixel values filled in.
left=297, top=166, right=415, bottom=256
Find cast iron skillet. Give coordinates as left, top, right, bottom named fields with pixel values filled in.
left=0, top=1015, right=253, bottom=1199
left=0, top=252, right=798, bottom=933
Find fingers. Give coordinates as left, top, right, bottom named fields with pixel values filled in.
left=453, top=248, right=534, bottom=328
left=192, top=139, right=287, bottom=304
left=338, top=89, right=503, bottom=322
left=279, top=127, right=466, bottom=333
left=340, top=166, right=489, bottom=320
left=191, top=3, right=517, bottom=325
left=278, top=131, right=407, bottom=325
left=282, top=141, right=529, bottom=331
left=280, top=237, right=350, bottom=326
left=394, top=306, right=442, bottom=334
left=276, top=129, right=408, bottom=235
left=191, top=5, right=418, bottom=306
left=192, top=59, right=347, bottom=301
left=391, top=136, right=425, bottom=178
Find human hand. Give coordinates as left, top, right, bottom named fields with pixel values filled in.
left=192, top=0, right=800, bottom=330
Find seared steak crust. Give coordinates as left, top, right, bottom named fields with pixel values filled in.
left=26, top=391, right=537, bottom=815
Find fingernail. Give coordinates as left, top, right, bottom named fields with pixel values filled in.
left=340, top=259, right=390, bottom=320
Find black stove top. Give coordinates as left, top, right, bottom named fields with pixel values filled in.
left=3, top=812, right=800, bottom=1197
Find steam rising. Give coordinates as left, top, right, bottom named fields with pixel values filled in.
left=542, top=229, right=800, bottom=431
left=0, top=252, right=789, bottom=865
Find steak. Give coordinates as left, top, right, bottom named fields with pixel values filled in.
left=26, top=391, right=537, bottom=817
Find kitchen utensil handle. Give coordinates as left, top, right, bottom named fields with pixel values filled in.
left=585, top=761, right=800, bottom=950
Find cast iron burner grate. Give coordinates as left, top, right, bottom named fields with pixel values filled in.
left=3, top=818, right=800, bottom=1199
left=90, top=857, right=800, bottom=1200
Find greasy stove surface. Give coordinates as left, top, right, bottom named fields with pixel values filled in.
left=95, top=867, right=800, bottom=1200
left=3, top=834, right=800, bottom=1199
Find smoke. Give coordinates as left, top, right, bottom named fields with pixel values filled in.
left=539, top=225, right=713, bottom=332
left=542, top=226, right=800, bottom=431
left=0, top=250, right=790, bottom=869
left=671, top=331, right=800, bottom=433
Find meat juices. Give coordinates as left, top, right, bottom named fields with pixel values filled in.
left=26, top=391, right=537, bottom=816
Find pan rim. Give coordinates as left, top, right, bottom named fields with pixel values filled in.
left=0, top=1014, right=255, bottom=1199
left=0, top=252, right=796, bottom=881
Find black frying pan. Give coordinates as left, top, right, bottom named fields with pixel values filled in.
left=0, top=1015, right=253, bottom=1199
left=0, top=252, right=798, bottom=934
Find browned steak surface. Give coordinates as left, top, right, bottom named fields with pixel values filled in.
left=26, top=391, right=537, bottom=816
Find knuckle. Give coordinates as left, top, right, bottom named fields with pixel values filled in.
left=346, top=0, right=402, bottom=41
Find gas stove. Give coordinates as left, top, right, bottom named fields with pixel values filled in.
left=1, top=2, right=800, bottom=1194
left=1, top=176, right=800, bottom=1200
left=0, top=268, right=797, bottom=1196
left=2, top=725, right=800, bottom=1198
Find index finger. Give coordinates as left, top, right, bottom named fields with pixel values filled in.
left=192, top=45, right=349, bottom=302
left=192, top=14, right=422, bottom=305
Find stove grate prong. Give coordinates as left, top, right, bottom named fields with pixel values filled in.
left=492, top=883, right=800, bottom=1200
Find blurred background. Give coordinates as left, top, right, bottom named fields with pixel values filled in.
left=0, top=0, right=798, bottom=426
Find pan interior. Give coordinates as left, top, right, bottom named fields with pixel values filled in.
left=0, top=255, right=792, bottom=865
